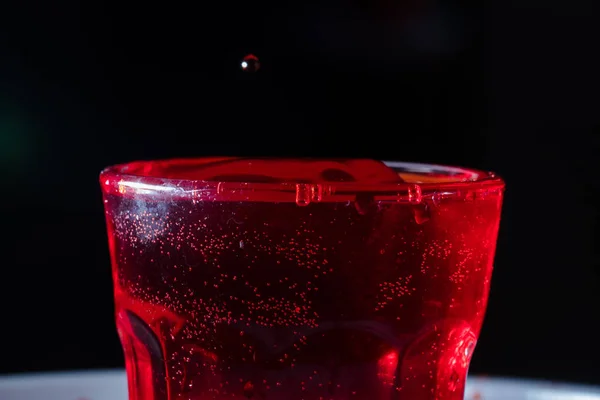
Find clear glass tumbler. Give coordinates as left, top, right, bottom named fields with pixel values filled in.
left=100, top=158, right=504, bottom=400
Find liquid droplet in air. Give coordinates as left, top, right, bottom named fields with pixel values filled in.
left=241, top=54, right=260, bottom=72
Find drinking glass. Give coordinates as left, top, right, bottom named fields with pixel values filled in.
left=100, top=158, right=504, bottom=400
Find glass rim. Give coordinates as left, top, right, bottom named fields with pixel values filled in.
left=100, top=158, right=505, bottom=202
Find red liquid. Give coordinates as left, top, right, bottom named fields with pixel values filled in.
left=101, top=159, right=503, bottom=400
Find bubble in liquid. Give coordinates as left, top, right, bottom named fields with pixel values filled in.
left=241, top=54, right=260, bottom=72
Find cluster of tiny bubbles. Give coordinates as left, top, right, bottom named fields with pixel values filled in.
left=449, top=233, right=488, bottom=285
left=375, top=275, right=415, bottom=311
left=241, top=54, right=260, bottom=72
left=419, top=239, right=453, bottom=274
left=113, top=207, right=171, bottom=245
left=111, top=206, right=345, bottom=393
left=450, top=247, right=475, bottom=284
left=117, top=230, right=329, bottom=319
left=412, top=229, right=482, bottom=285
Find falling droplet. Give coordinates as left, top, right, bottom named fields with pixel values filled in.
left=241, top=54, right=260, bottom=72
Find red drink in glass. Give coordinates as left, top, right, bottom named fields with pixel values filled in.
left=100, top=158, right=504, bottom=400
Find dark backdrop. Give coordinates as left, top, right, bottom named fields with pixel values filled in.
left=0, top=0, right=598, bottom=385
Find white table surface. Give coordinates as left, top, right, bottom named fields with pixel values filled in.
left=0, top=369, right=599, bottom=400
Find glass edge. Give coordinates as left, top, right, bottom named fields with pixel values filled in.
left=99, top=160, right=505, bottom=200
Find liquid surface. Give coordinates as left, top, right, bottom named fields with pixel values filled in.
left=117, top=158, right=404, bottom=183
left=102, top=159, right=503, bottom=400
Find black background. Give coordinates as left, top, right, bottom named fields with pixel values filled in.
left=0, top=0, right=598, bottom=386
